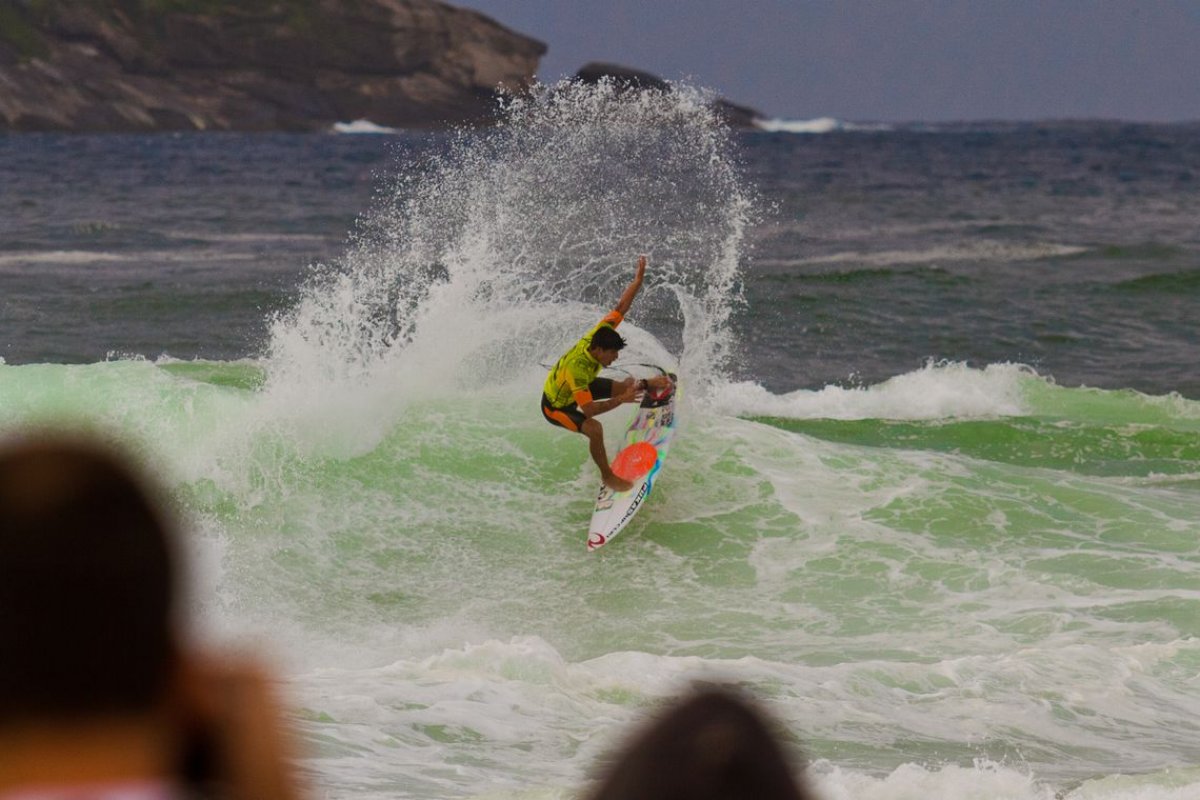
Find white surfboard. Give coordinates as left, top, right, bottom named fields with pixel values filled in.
left=586, top=372, right=678, bottom=551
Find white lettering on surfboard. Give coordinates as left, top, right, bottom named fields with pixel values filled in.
left=610, top=479, right=650, bottom=532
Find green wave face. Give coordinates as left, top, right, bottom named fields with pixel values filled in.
left=2, top=359, right=1197, bottom=655
left=754, top=372, right=1200, bottom=479
left=3, top=357, right=1200, bottom=791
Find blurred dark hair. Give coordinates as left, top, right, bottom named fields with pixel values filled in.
left=586, top=686, right=815, bottom=800
left=591, top=326, right=627, bottom=352
left=0, top=435, right=178, bottom=723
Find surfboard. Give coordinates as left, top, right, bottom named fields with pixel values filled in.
left=587, top=372, right=678, bottom=551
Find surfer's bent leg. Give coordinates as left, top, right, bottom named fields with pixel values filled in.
left=581, top=418, right=633, bottom=492
left=541, top=394, right=586, bottom=432
left=541, top=391, right=634, bottom=492
left=542, top=400, right=583, bottom=431
left=539, top=379, right=631, bottom=432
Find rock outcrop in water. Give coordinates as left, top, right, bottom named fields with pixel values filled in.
left=0, top=0, right=546, bottom=131
left=573, top=62, right=764, bottom=129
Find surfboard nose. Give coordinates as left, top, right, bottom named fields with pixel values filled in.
left=587, top=531, right=607, bottom=551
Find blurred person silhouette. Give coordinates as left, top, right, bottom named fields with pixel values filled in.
left=0, top=435, right=303, bottom=800
left=584, top=686, right=816, bottom=800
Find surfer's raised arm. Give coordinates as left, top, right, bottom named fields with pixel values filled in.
left=614, top=255, right=648, bottom=316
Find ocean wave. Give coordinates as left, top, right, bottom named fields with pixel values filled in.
left=766, top=241, right=1087, bottom=269
left=757, top=264, right=972, bottom=286
left=755, top=116, right=893, bottom=134
left=0, top=248, right=264, bottom=271
left=4, top=355, right=1199, bottom=799
left=0, top=249, right=126, bottom=266
left=288, top=635, right=1200, bottom=800
left=811, top=760, right=1200, bottom=800
left=711, top=361, right=1035, bottom=421
left=332, top=118, right=400, bottom=134
left=1110, top=268, right=1200, bottom=294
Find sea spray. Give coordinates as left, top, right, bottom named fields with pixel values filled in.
left=264, top=80, right=754, bottom=414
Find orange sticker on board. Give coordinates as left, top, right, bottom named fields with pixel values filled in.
left=611, top=441, right=658, bottom=480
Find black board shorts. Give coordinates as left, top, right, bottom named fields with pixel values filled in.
left=541, top=377, right=615, bottom=433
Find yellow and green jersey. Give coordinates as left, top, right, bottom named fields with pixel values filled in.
left=542, top=310, right=624, bottom=408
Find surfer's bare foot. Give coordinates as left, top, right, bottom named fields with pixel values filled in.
left=603, top=472, right=634, bottom=492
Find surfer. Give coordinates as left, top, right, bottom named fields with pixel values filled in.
left=541, top=255, right=672, bottom=492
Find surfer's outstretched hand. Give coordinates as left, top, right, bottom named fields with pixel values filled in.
left=616, top=254, right=648, bottom=316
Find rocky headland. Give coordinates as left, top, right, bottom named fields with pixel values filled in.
left=0, top=1, right=764, bottom=132
left=0, top=0, right=547, bottom=131
left=573, top=62, right=763, bottom=128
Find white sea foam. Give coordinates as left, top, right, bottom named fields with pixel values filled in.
left=0, top=248, right=264, bottom=271
left=332, top=118, right=400, bottom=134
left=286, top=632, right=1200, bottom=800
left=756, top=116, right=893, bottom=134
left=710, top=361, right=1035, bottom=420
left=0, top=250, right=125, bottom=266
left=783, top=241, right=1087, bottom=267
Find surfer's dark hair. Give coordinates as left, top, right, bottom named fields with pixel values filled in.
left=591, top=326, right=627, bottom=352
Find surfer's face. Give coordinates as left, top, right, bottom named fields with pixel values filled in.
left=591, top=347, right=620, bottom=367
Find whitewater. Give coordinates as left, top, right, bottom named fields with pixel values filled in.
left=1, top=84, right=1199, bottom=799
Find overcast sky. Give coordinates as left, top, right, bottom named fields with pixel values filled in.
left=456, top=0, right=1200, bottom=123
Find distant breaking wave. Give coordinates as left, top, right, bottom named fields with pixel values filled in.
left=755, top=116, right=893, bottom=134
left=332, top=119, right=400, bottom=134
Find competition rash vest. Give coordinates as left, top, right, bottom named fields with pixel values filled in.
left=542, top=310, right=624, bottom=408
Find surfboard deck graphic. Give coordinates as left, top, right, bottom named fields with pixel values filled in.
left=586, top=372, right=678, bottom=551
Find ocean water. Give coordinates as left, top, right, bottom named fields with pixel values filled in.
left=2, top=84, right=1199, bottom=800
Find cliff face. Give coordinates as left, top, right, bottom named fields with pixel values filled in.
left=0, top=0, right=547, bottom=131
